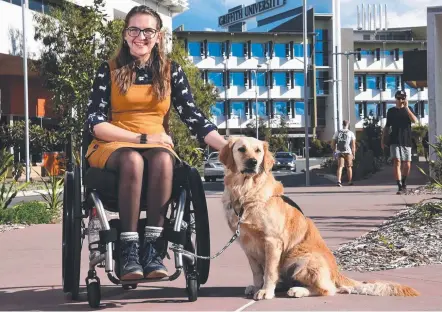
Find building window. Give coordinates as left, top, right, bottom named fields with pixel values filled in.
left=230, top=72, right=245, bottom=86
left=315, top=53, right=324, bottom=66
left=355, top=103, right=362, bottom=121
left=315, top=29, right=325, bottom=41
left=207, top=72, right=223, bottom=87
left=274, top=101, right=287, bottom=115
left=295, top=102, right=305, bottom=115
left=294, top=43, right=307, bottom=57
left=207, top=42, right=222, bottom=57
left=252, top=102, right=267, bottom=117
left=366, top=103, right=378, bottom=118
left=315, top=29, right=328, bottom=66
left=424, top=102, right=429, bottom=116
left=252, top=72, right=266, bottom=87
left=188, top=42, right=201, bottom=57
left=385, top=75, right=397, bottom=90
left=211, top=101, right=225, bottom=117
left=273, top=72, right=286, bottom=86
left=354, top=76, right=361, bottom=90
left=251, top=43, right=265, bottom=57
left=231, top=42, right=244, bottom=57
left=29, top=0, right=43, bottom=12
left=274, top=43, right=286, bottom=57
left=294, top=72, right=304, bottom=86
left=316, top=71, right=330, bottom=95
left=366, top=75, right=379, bottom=89
left=231, top=101, right=246, bottom=117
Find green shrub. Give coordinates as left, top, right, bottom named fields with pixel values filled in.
left=0, top=201, right=55, bottom=225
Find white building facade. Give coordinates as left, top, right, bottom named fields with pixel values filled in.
left=174, top=0, right=338, bottom=152
left=350, top=27, right=429, bottom=133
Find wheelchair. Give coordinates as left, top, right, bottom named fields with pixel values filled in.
left=61, top=129, right=211, bottom=308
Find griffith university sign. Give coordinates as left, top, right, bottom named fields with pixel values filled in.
left=218, top=0, right=287, bottom=27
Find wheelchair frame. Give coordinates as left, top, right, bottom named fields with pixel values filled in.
left=61, top=131, right=211, bottom=308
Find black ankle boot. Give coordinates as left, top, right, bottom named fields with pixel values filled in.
left=141, top=239, right=168, bottom=279
left=119, top=239, right=143, bottom=280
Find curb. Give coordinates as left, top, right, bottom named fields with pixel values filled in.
left=316, top=173, right=338, bottom=183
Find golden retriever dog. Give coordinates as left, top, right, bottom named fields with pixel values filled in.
left=219, top=136, right=419, bottom=300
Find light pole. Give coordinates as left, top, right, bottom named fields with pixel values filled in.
left=253, top=64, right=262, bottom=139
left=302, top=0, right=310, bottom=186
left=22, top=0, right=30, bottom=182
left=332, top=51, right=358, bottom=130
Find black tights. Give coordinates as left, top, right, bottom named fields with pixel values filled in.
left=105, top=148, right=174, bottom=232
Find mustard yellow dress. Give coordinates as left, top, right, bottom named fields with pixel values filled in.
left=85, top=59, right=217, bottom=169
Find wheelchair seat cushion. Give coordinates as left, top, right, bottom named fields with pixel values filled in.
left=84, top=167, right=119, bottom=197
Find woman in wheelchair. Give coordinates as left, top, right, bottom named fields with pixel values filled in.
left=85, top=5, right=227, bottom=282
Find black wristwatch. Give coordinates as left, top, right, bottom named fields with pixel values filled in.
left=140, top=134, right=147, bottom=144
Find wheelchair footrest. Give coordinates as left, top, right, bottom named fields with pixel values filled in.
left=99, top=228, right=118, bottom=244
left=163, top=228, right=187, bottom=245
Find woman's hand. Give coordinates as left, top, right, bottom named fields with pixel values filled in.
left=147, top=133, right=174, bottom=149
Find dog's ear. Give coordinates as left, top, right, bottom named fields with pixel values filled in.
left=219, top=139, right=237, bottom=173
left=262, top=142, right=274, bottom=173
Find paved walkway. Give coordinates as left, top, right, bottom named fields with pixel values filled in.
left=1, top=164, right=441, bottom=310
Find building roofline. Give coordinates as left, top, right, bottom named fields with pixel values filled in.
left=354, top=40, right=427, bottom=44
left=173, top=30, right=316, bottom=36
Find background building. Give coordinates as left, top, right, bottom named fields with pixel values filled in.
left=175, top=1, right=430, bottom=154
left=0, top=0, right=189, bottom=128
left=341, top=4, right=428, bottom=137
left=174, top=0, right=337, bottom=154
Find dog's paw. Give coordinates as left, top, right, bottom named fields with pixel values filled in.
left=287, top=287, right=310, bottom=298
left=253, top=289, right=275, bottom=300
left=245, top=285, right=259, bottom=296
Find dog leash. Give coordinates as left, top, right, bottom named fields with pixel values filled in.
left=169, top=203, right=244, bottom=260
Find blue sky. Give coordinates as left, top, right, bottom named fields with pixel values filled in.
left=172, top=0, right=437, bottom=32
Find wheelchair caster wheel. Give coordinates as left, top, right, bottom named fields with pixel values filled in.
left=122, top=284, right=137, bottom=290
left=186, top=278, right=198, bottom=302
left=86, top=278, right=101, bottom=308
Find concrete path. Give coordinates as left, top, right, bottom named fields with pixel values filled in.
left=1, top=169, right=441, bottom=310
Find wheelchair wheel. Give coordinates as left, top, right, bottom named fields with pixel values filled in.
left=87, top=280, right=101, bottom=308
left=184, top=167, right=210, bottom=285
left=186, top=276, right=198, bottom=302
left=62, top=165, right=83, bottom=300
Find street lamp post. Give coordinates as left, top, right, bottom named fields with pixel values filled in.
left=302, top=0, right=310, bottom=186
left=253, top=65, right=262, bottom=139
left=22, top=0, right=30, bottom=182
left=332, top=51, right=358, bottom=130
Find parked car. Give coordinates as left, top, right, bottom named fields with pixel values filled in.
left=203, top=152, right=224, bottom=182
left=273, top=152, right=297, bottom=172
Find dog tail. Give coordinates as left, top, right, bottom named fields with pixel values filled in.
left=335, top=272, right=420, bottom=297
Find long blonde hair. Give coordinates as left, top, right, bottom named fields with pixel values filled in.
left=111, top=5, right=171, bottom=100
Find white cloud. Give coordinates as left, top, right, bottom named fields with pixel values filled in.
left=204, top=27, right=216, bottom=31
left=340, top=0, right=442, bottom=29
left=221, top=0, right=254, bottom=8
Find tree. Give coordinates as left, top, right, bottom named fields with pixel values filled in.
left=168, top=36, right=218, bottom=167
left=33, top=0, right=124, bottom=151
left=246, top=116, right=290, bottom=153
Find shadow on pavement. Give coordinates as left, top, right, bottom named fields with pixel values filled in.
left=0, top=285, right=247, bottom=311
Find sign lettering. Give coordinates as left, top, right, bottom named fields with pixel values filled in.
left=218, top=0, right=286, bottom=27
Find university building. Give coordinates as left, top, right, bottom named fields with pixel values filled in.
left=174, top=1, right=430, bottom=151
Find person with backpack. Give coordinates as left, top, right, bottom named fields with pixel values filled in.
left=332, top=120, right=356, bottom=187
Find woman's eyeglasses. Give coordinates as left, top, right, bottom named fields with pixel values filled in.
left=126, top=27, right=158, bottom=38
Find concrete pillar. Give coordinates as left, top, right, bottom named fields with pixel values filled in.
left=427, top=7, right=442, bottom=169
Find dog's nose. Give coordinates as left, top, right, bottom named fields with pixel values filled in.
left=246, top=158, right=258, bottom=168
